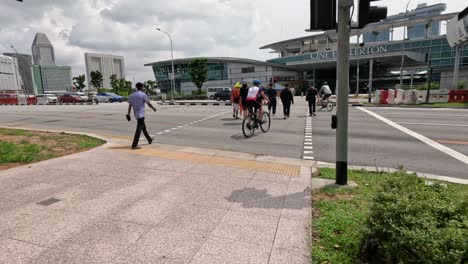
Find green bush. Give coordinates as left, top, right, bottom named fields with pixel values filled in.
left=192, top=90, right=207, bottom=95
left=361, top=173, right=468, bottom=263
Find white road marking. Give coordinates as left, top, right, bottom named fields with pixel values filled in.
left=304, top=151, right=314, bottom=154
left=357, top=107, right=468, bottom=165
left=303, top=156, right=315, bottom=160
left=396, top=122, right=468, bottom=127
left=304, top=146, right=313, bottom=149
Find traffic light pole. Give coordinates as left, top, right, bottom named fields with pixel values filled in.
left=336, top=0, right=352, bottom=185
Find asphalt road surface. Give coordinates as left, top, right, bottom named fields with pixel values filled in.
left=1, top=100, right=467, bottom=180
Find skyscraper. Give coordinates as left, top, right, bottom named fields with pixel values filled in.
left=84, top=53, right=125, bottom=90
left=3, top=53, right=34, bottom=95
left=31, top=33, right=55, bottom=66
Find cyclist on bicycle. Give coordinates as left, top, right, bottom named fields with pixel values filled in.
left=319, top=82, right=332, bottom=110
left=246, top=80, right=269, bottom=121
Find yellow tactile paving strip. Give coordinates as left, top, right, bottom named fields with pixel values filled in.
left=111, top=146, right=300, bottom=177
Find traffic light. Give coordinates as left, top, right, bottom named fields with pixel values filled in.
left=358, top=0, right=387, bottom=28
left=310, top=0, right=337, bottom=30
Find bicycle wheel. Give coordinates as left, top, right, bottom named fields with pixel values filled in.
left=242, top=115, right=255, bottom=138
left=327, top=101, right=334, bottom=111
left=260, top=112, right=270, bottom=133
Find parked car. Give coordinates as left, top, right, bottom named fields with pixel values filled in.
left=207, top=87, right=231, bottom=99
left=36, top=94, right=58, bottom=104
left=76, top=92, right=89, bottom=102
left=94, top=92, right=124, bottom=103
left=59, top=93, right=84, bottom=103
left=213, top=90, right=231, bottom=101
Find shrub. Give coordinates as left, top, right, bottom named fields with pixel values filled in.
left=361, top=172, right=468, bottom=263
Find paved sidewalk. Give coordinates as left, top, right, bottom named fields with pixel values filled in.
left=0, top=137, right=314, bottom=264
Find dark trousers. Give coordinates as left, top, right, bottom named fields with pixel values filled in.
left=268, top=99, right=277, bottom=114
left=132, top=117, right=152, bottom=147
left=308, top=100, right=316, bottom=115
left=283, top=102, right=291, bottom=117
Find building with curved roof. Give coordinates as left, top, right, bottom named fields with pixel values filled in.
left=145, top=57, right=301, bottom=95
left=260, top=3, right=468, bottom=91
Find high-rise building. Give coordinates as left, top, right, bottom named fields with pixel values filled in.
left=32, top=33, right=55, bottom=66
left=3, top=53, right=34, bottom=95
left=84, top=53, right=125, bottom=90
left=0, top=55, right=23, bottom=94
left=32, top=65, right=72, bottom=94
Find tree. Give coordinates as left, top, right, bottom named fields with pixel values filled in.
left=188, top=58, right=208, bottom=94
left=109, top=74, right=119, bottom=94
left=144, top=80, right=158, bottom=95
left=90, top=70, right=103, bottom=92
left=72, top=74, right=86, bottom=92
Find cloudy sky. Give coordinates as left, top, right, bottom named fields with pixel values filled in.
left=0, top=0, right=465, bottom=82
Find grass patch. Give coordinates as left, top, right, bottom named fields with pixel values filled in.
left=0, top=128, right=105, bottom=168
left=427, top=102, right=468, bottom=108
left=312, top=169, right=468, bottom=264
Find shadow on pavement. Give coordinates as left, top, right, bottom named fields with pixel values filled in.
left=225, top=188, right=310, bottom=210
left=230, top=134, right=258, bottom=140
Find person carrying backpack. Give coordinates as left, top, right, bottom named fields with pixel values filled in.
left=230, top=82, right=242, bottom=119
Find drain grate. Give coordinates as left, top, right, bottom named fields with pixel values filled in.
left=37, top=198, right=61, bottom=206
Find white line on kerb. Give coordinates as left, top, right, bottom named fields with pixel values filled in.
left=303, top=156, right=315, bottom=160
left=396, top=122, right=468, bottom=127
left=357, top=107, right=468, bottom=165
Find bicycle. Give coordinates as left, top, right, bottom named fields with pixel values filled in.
left=242, top=103, right=270, bottom=138
left=316, top=96, right=335, bottom=112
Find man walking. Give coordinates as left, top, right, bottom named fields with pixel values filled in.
left=127, top=82, right=157, bottom=149
left=265, top=83, right=278, bottom=116
left=306, top=85, right=318, bottom=116
left=280, top=84, right=294, bottom=119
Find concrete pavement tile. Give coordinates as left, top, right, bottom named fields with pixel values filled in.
left=2, top=209, right=97, bottom=247
left=168, top=172, right=213, bottom=188
left=155, top=160, right=197, bottom=173
left=0, top=171, right=39, bottom=193
left=76, top=176, right=140, bottom=193
left=0, top=199, right=23, bottom=214
left=281, top=182, right=312, bottom=220
left=113, top=199, right=178, bottom=226
left=272, top=217, right=311, bottom=253
left=158, top=204, right=228, bottom=235
left=0, top=182, right=63, bottom=203
left=268, top=247, right=311, bottom=264
left=31, top=220, right=151, bottom=264
left=37, top=169, right=100, bottom=188
left=46, top=187, right=137, bottom=217
left=211, top=210, right=279, bottom=246
left=188, top=164, right=256, bottom=179
left=252, top=171, right=291, bottom=183
left=107, top=175, right=174, bottom=199
left=113, top=227, right=207, bottom=262
left=0, top=236, right=46, bottom=264
left=145, top=183, right=202, bottom=204
left=190, top=237, right=270, bottom=264
left=0, top=203, right=50, bottom=234
left=229, top=180, right=288, bottom=217
left=191, top=180, right=249, bottom=209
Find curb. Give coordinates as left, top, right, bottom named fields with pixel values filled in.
left=361, top=104, right=468, bottom=109
left=315, top=161, right=468, bottom=185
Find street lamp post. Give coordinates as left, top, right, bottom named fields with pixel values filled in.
left=399, top=0, right=412, bottom=89
left=156, top=28, right=175, bottom=102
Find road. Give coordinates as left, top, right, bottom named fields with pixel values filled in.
left=312, top=106, right=468, bottom=180
left=1, top=100, right=467, bottom=180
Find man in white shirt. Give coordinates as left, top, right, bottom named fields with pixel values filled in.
left=318, top=82, right=332, bottom=110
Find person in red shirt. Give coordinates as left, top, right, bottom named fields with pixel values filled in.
left=230, top=82, right=242, bottom=119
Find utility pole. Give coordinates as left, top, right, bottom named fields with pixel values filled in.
left=335, top=0, right=352, bottom=185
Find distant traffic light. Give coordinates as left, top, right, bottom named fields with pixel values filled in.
left=358, top=0, right=387, bottom=28
left=310, top=0, right=337, bottom=30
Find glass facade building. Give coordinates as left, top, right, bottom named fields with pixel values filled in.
left=33, top=65, right=72, bottom=94
left=153, top=63, right=229, bottom=93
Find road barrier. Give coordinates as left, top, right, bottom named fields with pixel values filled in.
left=448, top=90, right=468, bottom=103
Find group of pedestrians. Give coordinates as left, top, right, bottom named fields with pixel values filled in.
left=230, top=82, right=296, bottom=120
left=126, top=81, right=334, bottom=149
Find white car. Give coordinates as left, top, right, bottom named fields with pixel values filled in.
left=36, top=94, right=58, bottom=104
left=94, top=92, right=124, bottom=103
left=76, top=92, right=89, bottom=102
